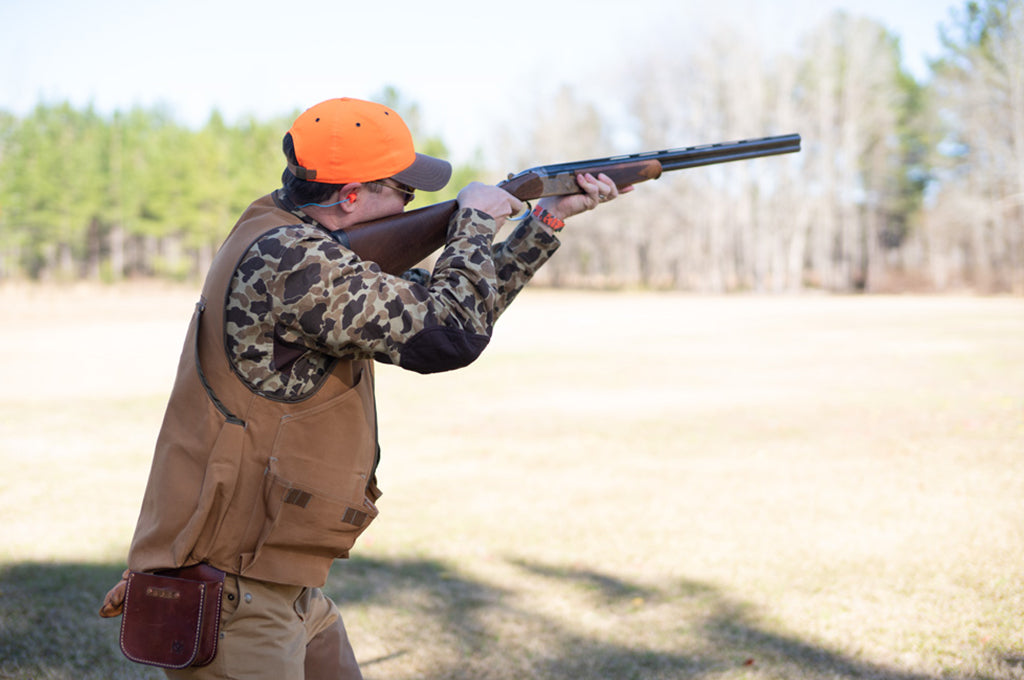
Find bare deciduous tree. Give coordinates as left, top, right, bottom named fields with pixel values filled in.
left=926, top=0, right=1024, bottom=293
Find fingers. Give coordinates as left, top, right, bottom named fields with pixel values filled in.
left=534, top=171, right=632, bottom=224
left=507, top=194, right=527, bottom=218
left=457, top=182, right=523, bottom=221
left=577, top=172, right=624, bottom=209
left=98, top=570, right=131, bottom=618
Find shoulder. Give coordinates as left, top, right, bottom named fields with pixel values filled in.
left=250, top=223, right=342, bottom=265
left=234, top=223, right=357, bottom=286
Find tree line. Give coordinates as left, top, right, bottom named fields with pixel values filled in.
left=1, top=0, right=1021, bottom=293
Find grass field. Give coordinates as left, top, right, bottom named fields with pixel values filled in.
left=1, top=284, right=1022, bottom=680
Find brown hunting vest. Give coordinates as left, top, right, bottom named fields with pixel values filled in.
left=127, top=194, right=380, bottom=587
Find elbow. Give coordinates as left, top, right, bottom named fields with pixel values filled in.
left=398, top=326, right=491, bottom=374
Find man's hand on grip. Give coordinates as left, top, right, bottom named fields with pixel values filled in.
left=457, top=182, right=526, bottom=228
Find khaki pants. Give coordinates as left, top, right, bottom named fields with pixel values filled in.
left=165, top=574, right=362, bottom=680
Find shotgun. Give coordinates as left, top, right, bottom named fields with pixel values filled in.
left=335, top=133, right=801, bottom=275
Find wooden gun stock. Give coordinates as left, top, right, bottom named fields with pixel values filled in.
left=338, top=133, right=801, bottom=276
left=336, top=200, right=458, bottom=276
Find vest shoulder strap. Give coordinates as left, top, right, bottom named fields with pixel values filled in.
left=193, top=194, right=298, bottom=416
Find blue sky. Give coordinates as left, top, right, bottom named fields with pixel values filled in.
left=0, top=0, right=958, bottom=162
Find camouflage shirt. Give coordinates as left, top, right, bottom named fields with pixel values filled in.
left=224, top=190, right=560, bottom=401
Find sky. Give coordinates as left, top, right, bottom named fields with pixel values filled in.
left=0, top=0, right=959, bottom=164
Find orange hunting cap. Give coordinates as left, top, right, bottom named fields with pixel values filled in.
left=286, top=98, right=452, bottom=190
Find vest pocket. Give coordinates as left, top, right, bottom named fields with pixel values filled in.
left=238, top=370, right=379, bottom=578
left=171, top=416, right=246, bottom=567
left=240, top=458, right=380, bottom=574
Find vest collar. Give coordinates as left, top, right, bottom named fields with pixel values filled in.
left=273, top=189, right=326, bottom=229
left=274, top=188, right=352, bottom=250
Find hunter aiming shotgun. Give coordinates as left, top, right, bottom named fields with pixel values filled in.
left=336, top=133, right=802, bottom=275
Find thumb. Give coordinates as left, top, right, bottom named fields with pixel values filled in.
left=508, top=195, right=527, bottom=219
left=98, top=570, right=130, bottom=618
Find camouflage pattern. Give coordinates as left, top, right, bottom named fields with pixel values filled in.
left=224, top=192, right=560, bottom=401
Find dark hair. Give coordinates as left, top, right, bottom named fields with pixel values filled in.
left=281, top=132, right=343, bottom=205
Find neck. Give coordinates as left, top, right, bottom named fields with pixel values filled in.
left=301, top=204, right=342, bottom=230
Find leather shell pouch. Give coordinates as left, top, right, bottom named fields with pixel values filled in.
left=119, top=564, right=225, bottom=669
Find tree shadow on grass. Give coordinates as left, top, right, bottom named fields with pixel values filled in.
left=325, top=556, right=990, bottom=680
left=0, top=558, right=1005, bottom=680
left=505, top=557, right=659, bottom=603
left=0, top=561, right=163, bottom=680
left=322, top=555, right=705, bottom=680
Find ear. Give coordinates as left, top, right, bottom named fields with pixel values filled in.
left=337, top=183, right=362, bottom=213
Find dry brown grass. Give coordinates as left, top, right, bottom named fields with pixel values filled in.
left=1, top=283, right=1023, bottom=679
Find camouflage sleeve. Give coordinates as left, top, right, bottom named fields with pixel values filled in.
left=490, top=214, right=561, bottom=318
left=227, top=208, right=503, bottom=397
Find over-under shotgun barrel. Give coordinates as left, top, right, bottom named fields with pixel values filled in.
left=514, top=133, right=801, bottom=177
left=657, top=133, right=801, bottom=171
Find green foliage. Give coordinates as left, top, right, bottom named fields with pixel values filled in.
left=0, top=95, right=482, bottom=281
left=0, top=103, right=273, bottom=279
left=884, top=36, right=935, bottom=247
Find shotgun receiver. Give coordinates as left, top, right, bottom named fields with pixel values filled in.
left=336, top=133, right=801, bottom=275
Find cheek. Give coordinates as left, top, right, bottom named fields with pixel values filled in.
left=372, top=203, right=406, bottom=221
left=378, top=195, right=408, bottom=217
left=358, top=197, right=405, bottom=222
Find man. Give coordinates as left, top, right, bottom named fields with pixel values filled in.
left=101, top=97, right=625, bottom=679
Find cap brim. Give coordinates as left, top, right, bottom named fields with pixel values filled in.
left=391, top=153, right=452, bottom=192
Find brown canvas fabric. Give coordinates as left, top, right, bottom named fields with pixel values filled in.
left=127, top=195, right=379, bottom=587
